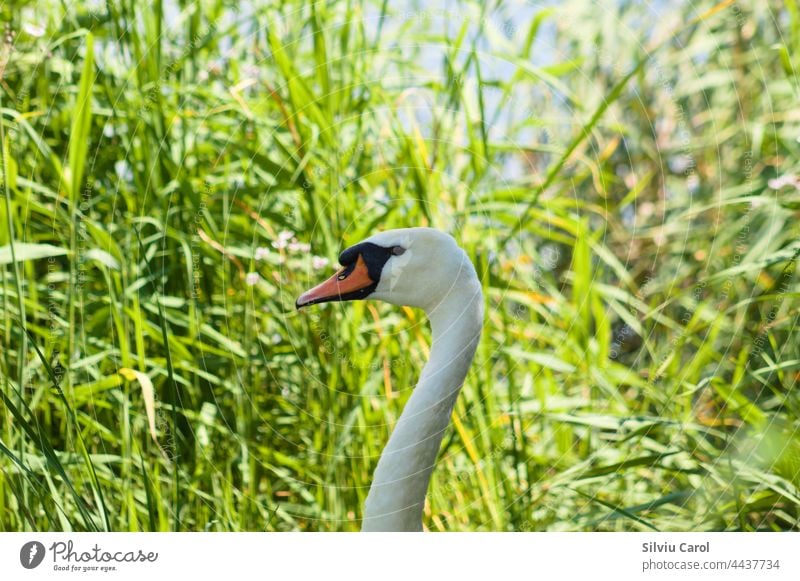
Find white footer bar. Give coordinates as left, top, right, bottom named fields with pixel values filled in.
left=1, top=532, right=797, bottom=580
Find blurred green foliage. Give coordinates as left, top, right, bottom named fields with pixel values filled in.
left=0, top=0, right=799, bottom=531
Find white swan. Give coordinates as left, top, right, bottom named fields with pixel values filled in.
left=296, top=227, right=483, bottom=531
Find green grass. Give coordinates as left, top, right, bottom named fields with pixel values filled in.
left=1, top=0, right=799, bottom=531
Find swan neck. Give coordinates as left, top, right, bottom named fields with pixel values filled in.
left=361, top=280, right=482, bottom=531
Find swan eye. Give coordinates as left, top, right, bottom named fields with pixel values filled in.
left=391, top=246, right=406, bottom=256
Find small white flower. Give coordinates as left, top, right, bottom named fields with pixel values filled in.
left=245, top=272, right=260, bottom=286
left=768, top=175, right=799, bottom=190
left=114, top=160, right=132, bottom=182
left=255, top=247, right=269, bottom=261
left=288, top=241, right=310, bottom=253
left=271, top=333, right=282, bottom=344
left=272, top=230, right=294, bottom=249
left=312, top=256, right=329, bottom=270
left=23, top=23, right=45, bottom=38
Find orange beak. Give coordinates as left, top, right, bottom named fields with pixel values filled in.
left=296, top=255, right=375, bottom=309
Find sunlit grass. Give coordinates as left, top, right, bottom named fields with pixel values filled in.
left=0, top=0, right=798, bottom=531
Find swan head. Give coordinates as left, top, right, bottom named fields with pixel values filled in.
left=295, top=227, right=478, bottom=312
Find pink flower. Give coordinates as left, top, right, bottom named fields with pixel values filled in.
left=312, top=256, right=329, bottom=270
left=245, top=272, right=260, bottom=286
